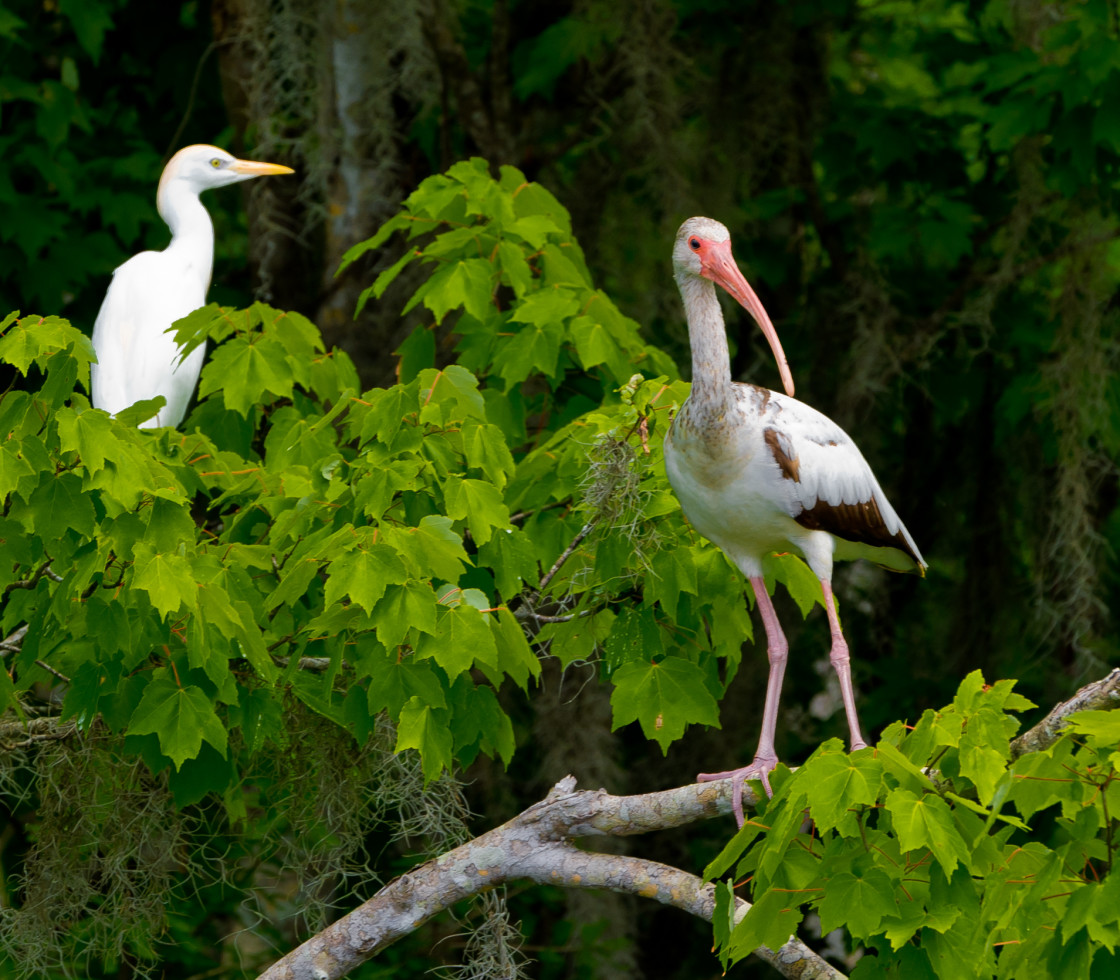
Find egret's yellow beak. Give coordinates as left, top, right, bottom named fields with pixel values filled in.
left=229, top=159, right=295, bottom=176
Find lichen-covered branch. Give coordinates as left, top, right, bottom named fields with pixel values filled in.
left=256, top=667, right=1120, bottom=980
left=256, top=776, right=845, bottom=980
left=1010, top=667, right=1120, bottom=759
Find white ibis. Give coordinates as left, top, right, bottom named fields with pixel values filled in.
left=663, top=217, right=926, bottom=825
left=91, top=144, right=294, bottom=428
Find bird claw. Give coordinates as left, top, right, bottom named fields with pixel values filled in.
left=697, top=756, right=779, bottom=828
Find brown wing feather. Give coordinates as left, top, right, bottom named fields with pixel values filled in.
left=763, top=425, right=921, bottom=569
left=794, top=497, right=922, bottom=567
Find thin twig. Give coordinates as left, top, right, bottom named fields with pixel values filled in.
left=0, top=625, right=28, bottom=656
left=34, top=661, right=70, bottom=684
left=524, top=610, right=596, bottom=624
left=539, top=521, right=596, bottom=592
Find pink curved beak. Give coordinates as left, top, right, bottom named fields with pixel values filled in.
left=702, top=242, right=795, bottom=399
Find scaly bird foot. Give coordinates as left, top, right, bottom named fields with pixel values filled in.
left=697, top=754, right=779, bottom=827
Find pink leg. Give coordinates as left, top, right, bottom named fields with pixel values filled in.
left=820, top=578, right=868, bottom=751
left=698, top=576, right=788, bottom=826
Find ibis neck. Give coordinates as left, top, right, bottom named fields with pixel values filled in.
left=679, top=272, right=735, bottom=409
left=158, top=181, right=215, bottom=293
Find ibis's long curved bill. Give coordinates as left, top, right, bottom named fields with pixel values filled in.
left=230, top=159, right=295, bottom=177
left=703, top=242, right=795, bottom=399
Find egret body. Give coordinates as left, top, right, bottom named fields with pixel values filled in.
left=90, top=144, right=293, bottom=428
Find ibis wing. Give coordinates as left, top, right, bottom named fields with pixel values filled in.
left=753, top=391, right=925, bottom=570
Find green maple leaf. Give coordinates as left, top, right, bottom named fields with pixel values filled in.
left=370, top=582, right=438, bottom=649
left=537, top=609, right=612, bottom=670
left=419, top=364, right=487, bottom=420
left=461, top=422, right=515, bottom=487
left=726, top=888, right=803, bottom=964
left=803, top=748, right=883, bottom=830
left=645, top=547, right=699, bottom=620
left=539, top=242, right=588, bottom=286
left=711, top=881, right=737, bottom=952
left=324, top=544, right=408, bottom=614
left=491, top=320, right=565, bottom=386
left=395, top=696, right=454, bottom=781
left=360, top=384, right=414, bottom=446
left=610, top=657, right=720, bottom=752
left=23, top=471, right=94, bottom=539
left=415, top=604, right=499, bottom=679
left=492, top=607, right=540, bottom=688
left=0, top=442, right=36, bottom=500
left=507, top=214, right=563, bottom=248
left=0, top=315, right=88, bottom=373
left=603, top=606, right=662, bottom=673
left=761, top=551, right=824, bottom=618
left=958, top=709, right=1014, bottom=805
left=392, top=515, right=469, bottom=581
left=363, top=646, right=447, bottom=716
left=265, top=557, right=323, bottom=612
left=884, top=788, right=971, bottom=876
left=195, top=582, right=276, bottom=684
left=442, top=476, right=510, bottom=545
left=876, top=739, right=935, bottom=794
left=497, top=240, right=533, bottom=296
left=126, top=673, right=228, bottom=770
left=477, top=526, right=539, bottom=599
left=131, top=542, right=198, bottom=617
left=113, top=396, right=165, bottom=427
left=570, top=315, right=625, bottom=373
left=818, top=868, right=898, bottom=938
left=511, top=286, right=581, bottom=328
left=199, top=336, right=292, bottom=415
left=1007, top=740, right=1076, bottom=819
left=952, top=669, right=987, bottom=713
left=418, top=257, right=494, bottom=322
left=1066, top=709, right=1120, bottom=746
left=55, top=404, right=116, bottom=473
left=449, top=679, right=516, bottom=766
left=354, top=458, right=423, bottom=520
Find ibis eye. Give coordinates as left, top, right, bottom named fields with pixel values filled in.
left=210, top=158, right=223, bottom=169
left=689, top=238, right=700, bottom=251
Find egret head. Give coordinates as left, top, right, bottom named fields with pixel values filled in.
left=673, top=216, right=794, bottom=398
left=157, top=144, right=293, bottom=213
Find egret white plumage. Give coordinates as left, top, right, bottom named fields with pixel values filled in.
left=663, top=217, right=926, bottom=825
left=90, top=144, right=294, bottom=428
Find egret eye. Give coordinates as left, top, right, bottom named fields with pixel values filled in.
left=689, top=238, right=700, bottom=251
left=210, top=158, right=223, bottom=169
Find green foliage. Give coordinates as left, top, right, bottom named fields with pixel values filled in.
left=0, top=163, right=852, bottom=975
left=0, top=165, right=832, bottom=812
left=337, top=155, right=677, bottom=403
left=706, top=671, right=1120, bottom=978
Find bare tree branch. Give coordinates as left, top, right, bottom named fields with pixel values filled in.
left=256, top=776, right=846, bottom=980
left=254, top=667, right=1120, bottom=980
left=1010, top=666, right=1120, bottom=759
